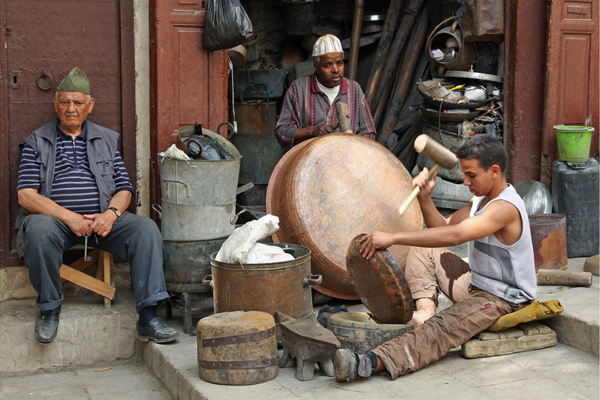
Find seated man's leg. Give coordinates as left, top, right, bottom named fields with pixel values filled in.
left=22, top=214, right=78, bottom=343
left=94, top=212, right=177, bottom=343
left=405, top=247, right=471, bottom=325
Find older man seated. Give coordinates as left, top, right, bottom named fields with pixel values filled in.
left=15, top=67, right=178, bottom=344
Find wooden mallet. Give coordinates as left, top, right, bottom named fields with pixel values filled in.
left=329, top=102, right=353, bottom=133
left=399, top=134, right=458, bottom=216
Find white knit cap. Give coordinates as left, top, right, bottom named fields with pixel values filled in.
left=312, top=34, right=343, bottom=57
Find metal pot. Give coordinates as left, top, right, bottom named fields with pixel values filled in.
left=205, top=244, right=320, bottom=320
left=163, top=237, right=227, bottom=293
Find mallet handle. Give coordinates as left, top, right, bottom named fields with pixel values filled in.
left=398, top=163, right=439, bottom=216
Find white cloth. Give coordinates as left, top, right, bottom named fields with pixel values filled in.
left=316, top=79, right=340, bottom=106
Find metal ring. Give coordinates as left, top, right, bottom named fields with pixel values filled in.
left=36, top=71, right=53, bottom=91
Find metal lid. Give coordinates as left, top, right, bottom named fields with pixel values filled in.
left=444, top=70, right=503, bottom=83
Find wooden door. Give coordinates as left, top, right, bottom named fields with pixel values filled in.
left=150, top=0, right=228, bottom=210
left=541, top=0, right=599, bottom=185
left=0, top=0, right=136, bottom=266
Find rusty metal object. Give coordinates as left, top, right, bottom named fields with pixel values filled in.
left=529, top=214, right=568, bottom=272
left=266, top=134, right=423, bottom=299
left=347, top=0, right=365, bottom=81
left=208, top=244, right=316, bottom=320
left=346, top=234, right=414, bottom=323
left=230, top=133, right=285, bottom=185
left=365, top=0, right=405, bottom=108
left=163, top=237, right=227, bottom=293
left=327, top=312, right=415, bottom=353
left=370, top=0, right=426, bottom=112
left=378, top=9, right=429, bottom=142
left=537, top=269, right=592, bottom=287
left=275, top=312, right=341, bottom=381
left=234, top=101, right=278, bottom=135
left=462, top=0, right=504, bottom=42
left=197, top=311, right=278, bottom=385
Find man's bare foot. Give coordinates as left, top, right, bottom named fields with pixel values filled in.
left=411, top=298, right=436, bottom=326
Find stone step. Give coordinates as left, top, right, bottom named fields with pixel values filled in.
left=0, top=292, right=138, bottom=375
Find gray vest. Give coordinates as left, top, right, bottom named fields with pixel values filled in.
left=13, top=118, right=120, bottom=257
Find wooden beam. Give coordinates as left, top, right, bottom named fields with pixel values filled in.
left=60, top=264, right=115, bottom=300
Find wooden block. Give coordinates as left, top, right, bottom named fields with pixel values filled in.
left=60, top=264, right=116, bottom=300
left=461, top=322, right=557, bottom=359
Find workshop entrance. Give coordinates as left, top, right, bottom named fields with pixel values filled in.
left=0, top=0, right=136, bottom=266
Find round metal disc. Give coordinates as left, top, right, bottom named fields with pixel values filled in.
left=345, top=234, right=414, bottom=324
left=444, top=70, right=503, bottom=83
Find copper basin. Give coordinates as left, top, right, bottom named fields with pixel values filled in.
left=266, top=134, right=423, bottom=299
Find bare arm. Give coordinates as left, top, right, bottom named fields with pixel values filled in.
left=84, top=190, right=132, bottom=237
left=18, top=188, right=92, bottom=236
left=360, top=200, right=520, bottom=259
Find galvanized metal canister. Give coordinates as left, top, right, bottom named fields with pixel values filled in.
left=153, top=201, right=237, bottom=240
left=207, top=244, right=319, bottom=320
left=159, top=156, right=241, bottom=206
left=163, top=237, right=227, bottom=293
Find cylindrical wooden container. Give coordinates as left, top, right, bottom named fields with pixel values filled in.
left=197, top=311, right=278, bottom=385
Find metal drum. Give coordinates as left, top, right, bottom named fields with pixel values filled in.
left=163, top=237, right=227, bottom=293
left=266, top=134, right=423, bottom=300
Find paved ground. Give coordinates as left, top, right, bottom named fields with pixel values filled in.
left=1, top=254, right=598, bottom=400
left=0, top=357, right=172, bottom=400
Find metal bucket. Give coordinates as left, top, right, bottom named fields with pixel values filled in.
left=159, top=156, right=241, bottom=206
left=529, top=214, right=568, bottom=271
left=163, top=237, right=227, bottom=293
left=206, top=244, right=320, bottom=320
left=153, top=201, right=236, bottom=240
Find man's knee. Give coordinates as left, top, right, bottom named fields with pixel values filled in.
left=23, top=215, right=63, bottom=243
left=125, top=215, right=161, bottom=242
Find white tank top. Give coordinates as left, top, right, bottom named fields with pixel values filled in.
left=468, top=185, right=537, bottom=303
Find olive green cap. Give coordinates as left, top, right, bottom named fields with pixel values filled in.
left=56, top=67, right=90, bottom=94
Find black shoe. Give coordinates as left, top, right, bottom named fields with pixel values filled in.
left=137, top=317, right=179, bottom=344
left=35, top=308, right=60, bottom=344
left=334, top=348, right=374, bottom=382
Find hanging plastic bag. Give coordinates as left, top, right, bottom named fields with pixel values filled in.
left=204, top=0, right=254, bottom=51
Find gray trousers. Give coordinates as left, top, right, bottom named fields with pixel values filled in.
left=21, top=212, right=169, bottom=313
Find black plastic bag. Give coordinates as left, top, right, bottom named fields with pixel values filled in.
left=204, top=0, right=253, bottom=51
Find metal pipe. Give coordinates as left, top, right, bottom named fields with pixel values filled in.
left=365, top=0, right=405, bottom=107
left=371, top=0, right=426, bottom=115
left=347, top=0, right=365, bottom=81
left=378, top=9, right=429, bottom=145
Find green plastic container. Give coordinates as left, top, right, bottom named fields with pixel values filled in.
left=554, top=125, right=594, bottom=162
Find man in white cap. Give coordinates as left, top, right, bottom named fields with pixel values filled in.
left=275, top=34, right=376, bottom=150
left=15, top=67, right=179, bottom=345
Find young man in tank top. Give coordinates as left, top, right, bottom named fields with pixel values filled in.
left=334, top=134, right=537, bottom=381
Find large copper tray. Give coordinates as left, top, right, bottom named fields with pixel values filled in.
left=266, top=134, right=423, bottom=299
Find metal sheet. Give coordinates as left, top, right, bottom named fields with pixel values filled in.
left=266, top=134, right=423, bottom=300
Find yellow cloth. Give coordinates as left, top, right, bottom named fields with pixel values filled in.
left=487, top=299, right=564, bottom=332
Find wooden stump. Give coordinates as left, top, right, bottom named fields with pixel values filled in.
left=197, top=311, right=278, bottom=385
left=461, top=322, right=557, bottom=359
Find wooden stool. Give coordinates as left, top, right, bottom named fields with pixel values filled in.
left=60, top=246, right=115, bottom=307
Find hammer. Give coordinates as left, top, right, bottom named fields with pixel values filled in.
left=399, top=134, right=458, bottom=216
left=329, top=102, right=353, bottom=133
